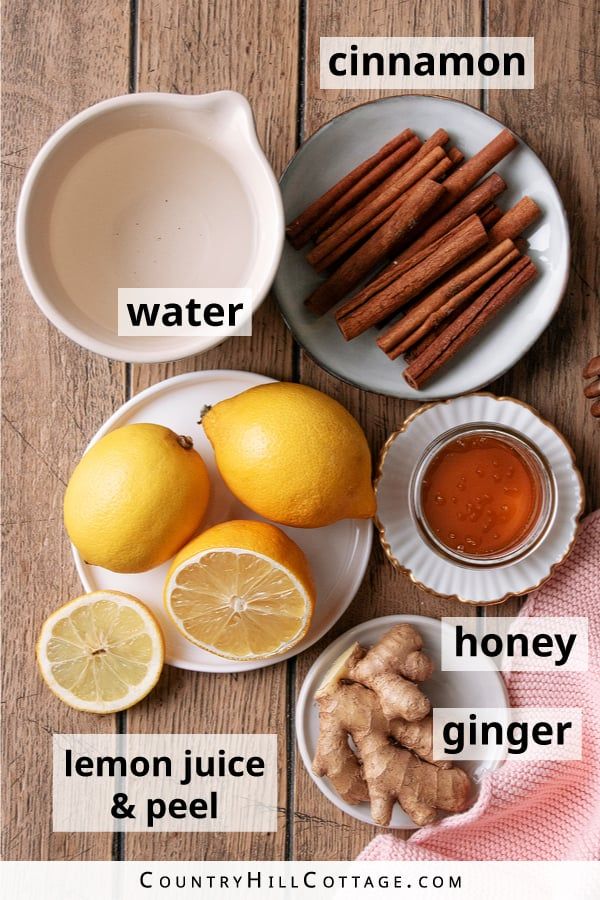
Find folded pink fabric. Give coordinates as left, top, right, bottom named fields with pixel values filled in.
left=359, top=509, right=600, bottom=861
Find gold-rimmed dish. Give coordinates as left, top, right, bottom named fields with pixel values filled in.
left=375, top=393, right=585, bottom=605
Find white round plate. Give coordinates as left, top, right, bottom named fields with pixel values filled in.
left=72, top=370, right=373, bottom=672
left=296, top=615, right=509, bottom=829
left=274, top=95, right=569, bottom=400
left=376, top=393, right=584, bottom=605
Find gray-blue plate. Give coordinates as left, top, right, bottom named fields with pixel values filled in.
left=274, top=95, right=569, bottom=400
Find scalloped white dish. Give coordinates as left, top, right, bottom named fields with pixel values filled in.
left=375, top=394, right=584, bottom=605
left=72, top=370, right=373, bottom=672
left=274, top=95, right=569, bottom=400
left=296, top=615, right=509, bottom=829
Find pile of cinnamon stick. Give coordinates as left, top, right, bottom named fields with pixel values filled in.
left=287, top=127, right=541, bottom=390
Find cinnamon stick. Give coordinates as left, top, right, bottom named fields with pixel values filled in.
left=336, top=214, right=488, bottom=339
left=432, top=128, right=518, bottom=216
left=446, top=146, right=464, bottom=170
left=397, top=248, right=521, bottom=355
left=363, top=131, right=511, bottom=264
left=287, top=128, right=415, bottom=244
left=486, top=196, right=541, bottom=245
left=312, top=193, right=404, bottom=273
left=402, top=225, right=499, bottom=362
left=479, top=203, right=503, bottom=229
left=390, top=128, right=448, bottom=176
left=339, top=218, right=470, bottom=319
left=307, top=146, right=447, bottom=270
left=440, top=199, right=537, bottom=273
left=314, top=156, right=458, bottom=275
left=315, top=131, right=448, bottom=243
left=420, top=152, right=455, bottom=183
left=314, top=153, right=456, bottom=273
left=404, top=323, right=447, bottom=363
left=378, top=237, right=518, bottom=353
left=379, top=241, right=520, bottom=359
left=287, top=132, right=420, bottom=248
left=404, top=257, right=537, bottom=390
left=388, top=172, right=507, bottom=272
left=305, top=178, right=446, bottom=316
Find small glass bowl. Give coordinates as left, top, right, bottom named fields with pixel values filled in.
left=409, top=423, right=557, bottom=568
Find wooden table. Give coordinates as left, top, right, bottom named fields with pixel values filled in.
left=3, top=0, right=598, bottom=863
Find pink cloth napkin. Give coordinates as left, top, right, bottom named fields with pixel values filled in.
left=359, top=509, right=600, bottom=861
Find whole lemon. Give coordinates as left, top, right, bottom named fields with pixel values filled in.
left=64, top=423, right=210, bottom=573
left=202, top=383, right=376, bottom=527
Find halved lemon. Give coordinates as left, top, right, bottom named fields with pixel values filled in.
left=164, top=520, right=316, bottom=660
left=36, top=591, right=164, bottom=713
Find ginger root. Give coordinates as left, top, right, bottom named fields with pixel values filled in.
left=389, top=713, right=449, bottom=768
left=350, top=624, right=433, bottom=721
left=312, top=625, right=471, bottom=826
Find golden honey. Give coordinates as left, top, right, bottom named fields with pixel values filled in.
left=420, top=430, right=548, bottom=560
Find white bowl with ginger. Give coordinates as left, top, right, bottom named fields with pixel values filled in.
left=296, top=615, right=508, bottom=829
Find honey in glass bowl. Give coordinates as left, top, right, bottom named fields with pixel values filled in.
left=411, top=425, right=556, bottom=566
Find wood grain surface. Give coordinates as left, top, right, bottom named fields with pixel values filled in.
left=125, top=0, right=299, bottom=862
left=1, top=0, right=130, bottom=863
left=292, top=0, right=485, bottom=861
left=1, top=0, right=598, bottom=864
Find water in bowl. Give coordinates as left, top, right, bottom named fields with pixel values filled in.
left=49, top=127, right=256, bottom=332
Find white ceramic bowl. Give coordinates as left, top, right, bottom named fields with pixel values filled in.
left=16, top=91, right=284, bottom=363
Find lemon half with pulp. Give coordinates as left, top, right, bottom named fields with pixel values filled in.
left=164, top=520, right=315, bottom=660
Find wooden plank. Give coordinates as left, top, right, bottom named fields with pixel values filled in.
left=125, top=0, right=299, bottom=861
left=1, top=1, right=130, bottom=861
left=294, top=1, right=484, bottom=862
left=488, top=0, right=600, bottom=512
left=482, top=1, right=600, bottom=628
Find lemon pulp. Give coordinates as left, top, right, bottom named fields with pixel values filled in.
left=168, top=549, right=311, bottom=659
left=37, top=591, right=164, bottom=713
left=164, top=520, right=315, bottom=661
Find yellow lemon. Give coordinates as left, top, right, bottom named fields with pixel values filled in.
left=202, top=382, right=376, bottom=527
left=64, top=423, right=210, bottom=573
left=36, top=591, right=164, bottom=714
left=164, top=520, right=315, bottom=660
